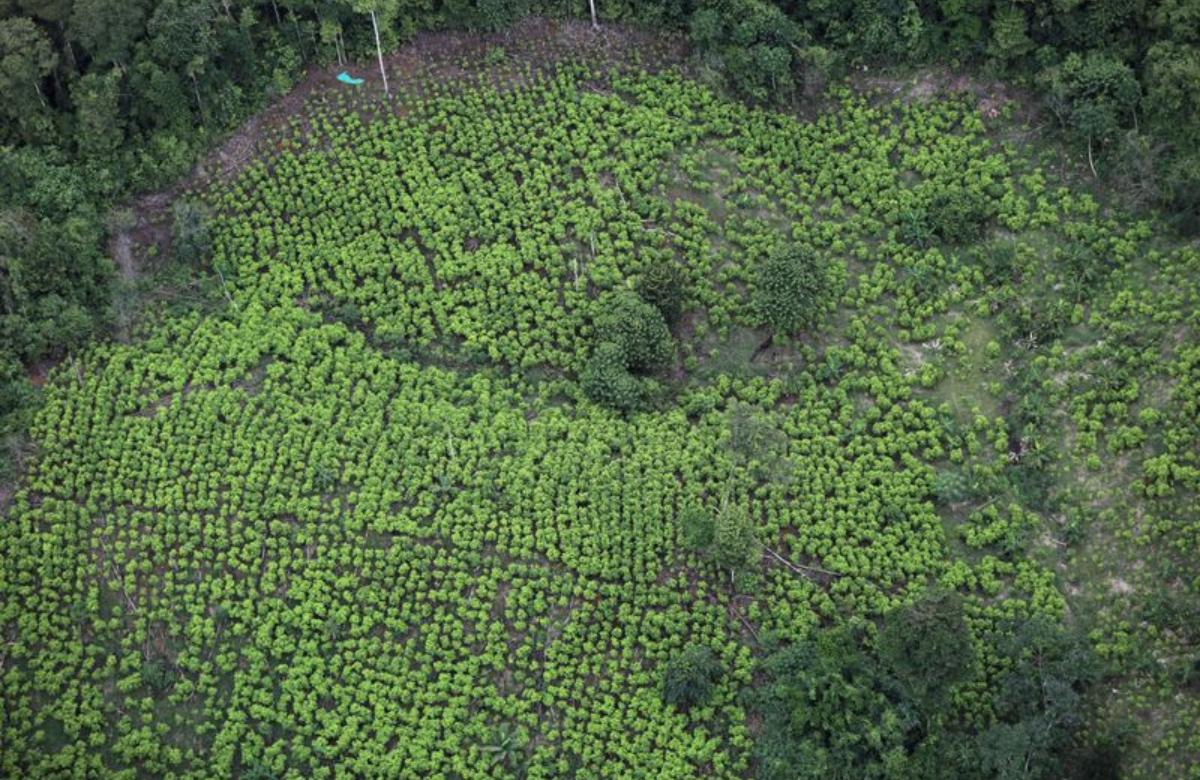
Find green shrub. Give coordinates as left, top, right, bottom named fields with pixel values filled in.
left=927, top=187, right=992, bottom=244
left=661, top=644, right=724, bottom=710
left=680, top=506, right=715, bottom=551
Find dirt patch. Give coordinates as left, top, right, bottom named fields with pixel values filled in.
left=898, top=342, right=928, bottom=371
left=112, top=229, right=136, bottom=284
left=853, top=65, right=1039, bottom=124
left=1110, top=577, right=1135, bottom=596
left=26, top=356, right=60, bottom=388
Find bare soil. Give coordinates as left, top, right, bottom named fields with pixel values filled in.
left=851, top=64, right=1039, bottom=123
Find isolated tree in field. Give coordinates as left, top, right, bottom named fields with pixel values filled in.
left=927, top=187, right=992, bottom=244
left=581, top=292, right=674, bottom=412
left=754, top=244, right=836, bottom=338
left=712, top=505, right=757, bottom=572
left=679, top=500, right=756, bottom=577
left=661, top=644, right=724, bottom=710
left=594, top=292, right=673, bottom=372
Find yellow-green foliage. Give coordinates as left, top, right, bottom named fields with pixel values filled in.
left=3, top=62, right=1195, bottom=780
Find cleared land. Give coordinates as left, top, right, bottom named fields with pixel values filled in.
left=2, top=36, right=1197, bottom=780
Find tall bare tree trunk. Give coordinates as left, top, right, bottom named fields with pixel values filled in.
left=284, top=2, right=306, bottom=60
left=371, top=10, right=390, bottom=98
left=191, top=73, right=204, bottom=116
left=588, top=0, right=599, bottom=29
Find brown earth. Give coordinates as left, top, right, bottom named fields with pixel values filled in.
left=853, top=64, right=1039, bottom=123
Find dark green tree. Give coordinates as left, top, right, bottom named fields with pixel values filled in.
left=978, top=616, right=1097, bottom=780
left=926, top=187, right=992, bottom=244
left=581, top=341, right=644, bottom=413
left=0, top=17, right=58, bottom=142
left=146, top=0, right=217, bottom=114
left=635, top=257, right=685, bottom=330
left=593, top=292, right=673, bottom=373
left=72, top=70, right=125, bottom=160
left=877, top=588, right=973, bottom=717
left=754, top=627, right=923, bottom=780
left=754, top=244, right=837, bottom=338
left=661, top=644, right=724, bottom=710
left=69, top=0, right=149, bottom=66
left=16, top=0, right=72, bottom=24
left=690, top=0, right=803, bottom=104
left=147, top=0, right=216, bottom=70
left=1044, top=52, right=1141, bottom=174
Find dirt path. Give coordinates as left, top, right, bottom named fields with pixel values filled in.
left=113, top=229, right=135, bottom=284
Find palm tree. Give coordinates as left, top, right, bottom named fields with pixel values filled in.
left=482, top=724, right=527, bottom=775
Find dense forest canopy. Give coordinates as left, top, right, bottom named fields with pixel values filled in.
left=0, top=2, right=1198, bottom=779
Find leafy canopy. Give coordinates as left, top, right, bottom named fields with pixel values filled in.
left=754, top=243, right=838, bottom=338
